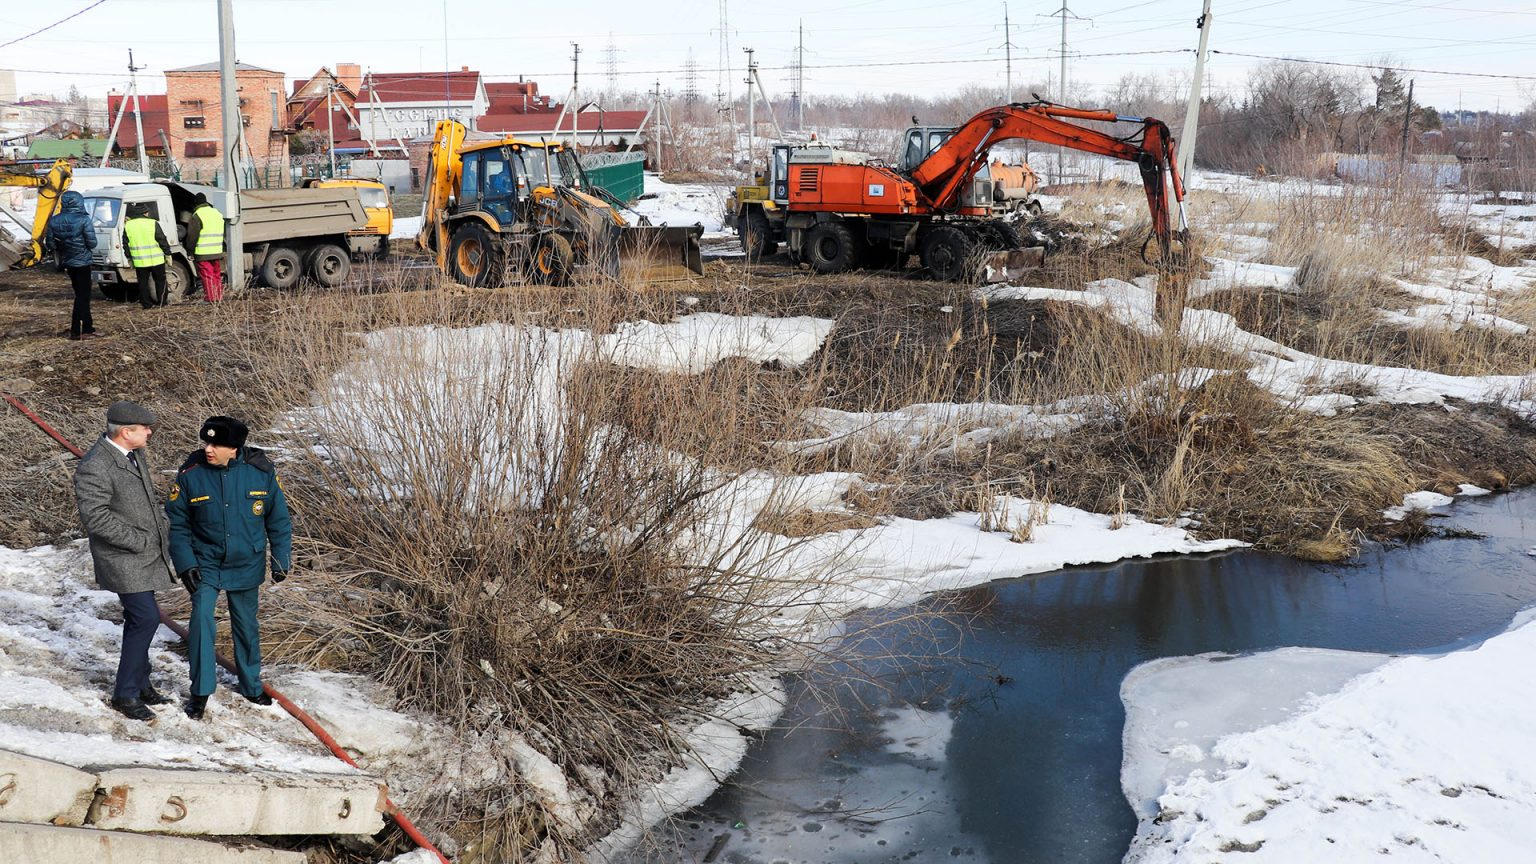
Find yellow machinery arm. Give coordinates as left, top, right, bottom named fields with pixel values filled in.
left=416, top=119, right=468, bottom=271
left=1, top=159, right=74, bottom=270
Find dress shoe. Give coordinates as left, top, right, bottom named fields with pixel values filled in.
left=185, top=694, right=209, bottom=720
left=244, top=691, right=273, bottom=706
left=110, top=697, right=154, bottom=721
left=140, top=686, right=171, bottom=706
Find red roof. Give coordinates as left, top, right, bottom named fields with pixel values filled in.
left=106, top=94, right=169, bottom=150
left=486, top=81, right=558, bottom=114
left=476, top=110, right=649, bottom=135
left=359, top=71, right=480, bottom=104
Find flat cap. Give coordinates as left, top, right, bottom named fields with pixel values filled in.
left=106, top=400, right=157, bottom=426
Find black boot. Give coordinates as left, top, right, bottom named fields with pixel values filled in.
left=140, top=686, right=171, bottom=706
left=244, top=690, right=273, bottom=706
left=185, top=694, right=209, bottom=720
left=110, top=697, right=154, bottom=721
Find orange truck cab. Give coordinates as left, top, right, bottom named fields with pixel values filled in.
left=302, top=178, right=392, bottom=257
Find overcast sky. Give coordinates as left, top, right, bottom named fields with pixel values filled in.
left=3, top=0, right=1534, bottom=115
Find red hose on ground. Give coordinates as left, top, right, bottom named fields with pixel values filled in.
left=3, top=392, right=450, bottom=864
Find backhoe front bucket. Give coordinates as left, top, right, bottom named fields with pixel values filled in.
left=617, top=224, right=704, bottom=282
left=978, top=245, right=1046, bottom=284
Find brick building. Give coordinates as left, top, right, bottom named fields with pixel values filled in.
left=163, top=61, right=289, bottom=184
left=288, top=64, right=361, bottom=132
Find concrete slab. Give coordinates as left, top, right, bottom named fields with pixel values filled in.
left=0, top=748, right=97, bottom=826
left=0, top=823, right=306, bottom=863
left=88, top=767, right=387, bottom=836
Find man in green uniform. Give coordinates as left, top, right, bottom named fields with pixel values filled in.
left=122, top=202, right=172, bottom=309
left=166, top=416, right=292, bottom=719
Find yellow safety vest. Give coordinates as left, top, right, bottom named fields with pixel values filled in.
left=123, top=217, right=165, bottom=267
left=192, top=204, right=225, bottom=257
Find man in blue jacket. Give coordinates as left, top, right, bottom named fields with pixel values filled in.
left=166, top=416, right=292, bottom=719
left=44, top=190, right=99, bottom=340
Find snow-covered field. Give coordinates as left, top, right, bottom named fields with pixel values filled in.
left=1121, top=609, right=1536, bottom=863
left=630, top=173, right=728, bottom=237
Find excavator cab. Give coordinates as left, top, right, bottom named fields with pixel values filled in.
left=418, top=121, right=702, bottom=287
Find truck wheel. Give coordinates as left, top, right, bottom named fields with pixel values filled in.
left=920, top=225, right=979, bottom=283
left=804, top=222, right=857, bottom=274
left=526, top=233, right=573, bottom=286
left=305, top=244, right=351, bottom=287
left=260, top=246, right=302, bottom=290
left=449, top=224, right=497, bottom=287
left=742, top=210, right=777, bottom=262
left=163, top=261, right=193, bottom=304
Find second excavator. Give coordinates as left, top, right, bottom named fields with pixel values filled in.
left=776, top=101, right=1188, bottom=283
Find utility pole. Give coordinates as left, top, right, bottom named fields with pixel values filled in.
left=797, top=21, right=806, bottom=132
left=1398, top=78, right=1415, bottom=172
left=326, top=84, right=338, bottom=178
left=217, top=0, right=242, bottom=288
left=1177, top=0, right=1213, bottom=182
left=743, top=47, right=755, bottom=172
left=101, top=84, right=132, bottom=169
left=1043, top=2, right=1086, bottom=183
left=570, top=42, right=581, bottom=149
left=998, top=4, right=1019, bottom=102
left=127, top=50, right=149, bottom=174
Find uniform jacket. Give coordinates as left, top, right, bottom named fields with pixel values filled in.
left=185, top=204, right=225, bottom=262
left=45, top=191, right=97, bottom=269
left=166, top=447, right=292, bottom=591
left=73, top=435, right=176, bottom=594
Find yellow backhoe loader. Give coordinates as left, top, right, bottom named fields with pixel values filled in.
left=0, top=159, right=73, bottom=271
left=417, top=120, right=702, bottom=287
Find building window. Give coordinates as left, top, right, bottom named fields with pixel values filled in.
left=185, top=140, right=217, bottom=158
left=184, top=116, right=205, bottom=128
left=270, top=91, right=280, bottom=130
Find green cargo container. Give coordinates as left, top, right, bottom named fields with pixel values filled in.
left=580, top=152, right=645, bottom=205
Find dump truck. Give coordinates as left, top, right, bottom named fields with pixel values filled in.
left=302, top=177, right=393, bottom=257
left=418, top=119, right=702, bottom=287
left=727, top=130, right=1043, bottom=263
left=80, top=180, right=369, bottom=299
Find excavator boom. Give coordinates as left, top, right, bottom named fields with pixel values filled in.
left=911, top=103, right=1187, bottom=260
left=1, top=159, right=73, bottom=271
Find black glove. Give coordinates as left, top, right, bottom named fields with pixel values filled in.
left=178, top=568, right=201, bottom=593
left=271, top=570, right=288, bottom=584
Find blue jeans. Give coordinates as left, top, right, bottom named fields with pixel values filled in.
left=114, top=591, right=160, bottom=702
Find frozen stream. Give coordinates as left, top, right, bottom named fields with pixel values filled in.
left=625, top=489, right=1536, bottom=864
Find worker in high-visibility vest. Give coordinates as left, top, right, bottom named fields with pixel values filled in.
left=122, top=203, right=172, bottom=309
left=184, top=193, right=227, bottom=302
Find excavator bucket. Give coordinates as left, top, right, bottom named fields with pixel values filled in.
left=0, top=233, right=33, bottom=272
left=615, top=223, right=704, bottom=282
left=978, top=246, right=1046, bottom=284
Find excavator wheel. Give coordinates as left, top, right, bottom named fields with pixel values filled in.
left=803, top=222, right=859, bottom=274
left=742, top=210, right=777, bottom=262
left=526, top=233, right=574, bottom=286
left=449, top=223, right=498, bottom=288
left=920, top=225, right=979, bottom=283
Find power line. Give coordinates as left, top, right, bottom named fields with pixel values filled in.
left=0, top=0, right=109, bottom=50
left=1210, top=50, right=1536, bottom=81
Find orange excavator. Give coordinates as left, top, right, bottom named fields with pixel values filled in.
left=782, top=101, right=1188, bottom=282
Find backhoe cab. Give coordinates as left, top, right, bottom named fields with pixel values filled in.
left=417, top=120, right=702, bottom=287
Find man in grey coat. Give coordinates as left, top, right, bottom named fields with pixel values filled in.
left=73, top=401, right=177, bottom=721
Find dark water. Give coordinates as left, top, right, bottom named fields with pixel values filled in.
left=634, top=490, right=1536, bottom=864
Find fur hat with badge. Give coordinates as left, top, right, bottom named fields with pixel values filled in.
left=199, top=415, right=249, bottom=449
